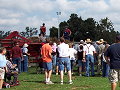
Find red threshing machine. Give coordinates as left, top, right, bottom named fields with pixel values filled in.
left=0, top=31, right=43, bottom=64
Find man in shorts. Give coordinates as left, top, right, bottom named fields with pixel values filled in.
left=0, top=47, right=7, bottom=89
left=105, top=35, right=120, bottom=90
left=58, top=37, right=72, bottom=84
left=41, top=38, right=54, bottom=84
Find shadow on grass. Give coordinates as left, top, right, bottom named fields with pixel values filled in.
left=27, top=72, right=45, bottom=75
left=21, top=80, right=44, bottom=83
left=21, top=80, right=61, bottom=84
left=72, top=85, right=93, bottom=90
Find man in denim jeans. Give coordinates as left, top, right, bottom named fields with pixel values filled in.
left=83, top=39, right=96, bottom=77
left=58, top=38, right=72, bottom=84
left=11, top=42, right=22, bottom=73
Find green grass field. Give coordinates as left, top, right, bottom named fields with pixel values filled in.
left=5, top=67, right=120, bottom=90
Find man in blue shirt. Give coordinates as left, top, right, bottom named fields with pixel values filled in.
left=105, top=35, right=120, bottom=90
left=0, top=47, right=7, bottom=89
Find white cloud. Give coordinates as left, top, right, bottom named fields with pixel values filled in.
left=90, top=0, right=109, bottom=13
left=0, top=0, right=120, bottom=34
left=110, top=0, right=120, bottom=11
left=20, top=16, right=59, bottom=35
left=0, top=18, right=20, bottom=25
left=0, top=8, right=25, bottom=19
left=0, top=0, right=55, bottom=12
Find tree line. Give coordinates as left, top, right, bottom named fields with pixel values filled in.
left=49, top=13, right=119, bottom=44
left=0, top=27, right=38, bottom=39
left=0, top=13, right=119, bottom=44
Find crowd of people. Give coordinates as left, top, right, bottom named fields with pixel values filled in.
left=40, top=37, right=111, bottom=85
left=47, top=36, right=120, bottom=90
left=0, top=42, right=29, bottom=89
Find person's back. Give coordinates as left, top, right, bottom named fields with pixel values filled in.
left=11, top=46, right=22, bottom=58
left=11, top=43, right=22, bottom=73
left=69, top=48, right=77, bottom=60
left=83, top=39, right=95, bottom=77
left=57, top=38, right=72, bottom=84
left=105, top=35, right=120, bottom=90
left=84, top=43, right=95, bottom=56
left=106, top=43, right=120, bottom=69
left=41, top=43, right=52, bottom=63
left=41, top=38, right=53, bottom=84
left=98, top=44, right=105, bottom=54
left=77, top=45, right=84, bottom=60
left=58, top=43, right=69, bottom=57
left=97, top=42, right=105, bottom=74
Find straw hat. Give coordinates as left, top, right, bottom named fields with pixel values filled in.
left=96, top=41, right=99, bottom=43
left=85, top=38, right=92, bottom=43
left=23, top=43, right=28, bottom=47
left=80, top=40, right=84, bottom=44
left=99, top=39, right=105, bottom=43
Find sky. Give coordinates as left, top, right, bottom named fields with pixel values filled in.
left=0, top=0, right=120, bottom=35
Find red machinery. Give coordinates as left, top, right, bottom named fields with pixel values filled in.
left=0, top=31, right=43, bottom=63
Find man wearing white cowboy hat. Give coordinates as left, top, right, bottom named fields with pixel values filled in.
left=97, top=39, right=105, bottom=75
left=21, top=43, right=30, bottom=72
left=83, top=38, right=96, bottom=77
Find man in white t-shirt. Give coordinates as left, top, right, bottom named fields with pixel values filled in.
left=58, top=38, right=72, bottom=84
left=83, top=39, right=96, bottom=77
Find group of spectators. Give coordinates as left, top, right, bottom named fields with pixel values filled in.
left=1, top=34, right=120, bottom=90
left=43, top=36, right=120, bottom=90
left=75, top=38, right=110, bottom=77
left=0, top=42, right=29, bottom=89
left=40, top=37, right=111, bottom=85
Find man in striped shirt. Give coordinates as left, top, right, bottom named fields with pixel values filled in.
left=5, top=60, right=18, bottom=86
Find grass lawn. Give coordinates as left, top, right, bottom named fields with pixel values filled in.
left=5, top=67, right=120, bottom=90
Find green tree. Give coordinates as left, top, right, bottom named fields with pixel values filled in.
left=97, top=17, right=118, bottom=43
left=0, top=31, right=4, bottom=39
left=49, top=27, right=58, bottom=38
left=49, top=13, right=119, bottom=43
left=83, top=18, right=97, bottom=41
left=20, top=27, right=38, bottom=38
left=67, top=14, right=81, bottom=41
left=0, top=30, right=11, bottom=39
